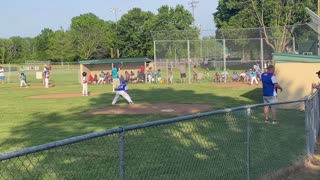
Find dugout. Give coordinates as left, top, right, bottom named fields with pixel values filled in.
left=79, top=57, right=153, bottom=83
left=272, top=53, right=320, bottom=109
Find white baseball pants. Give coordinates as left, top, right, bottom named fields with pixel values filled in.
left=112, top=91, right=133, bottom=105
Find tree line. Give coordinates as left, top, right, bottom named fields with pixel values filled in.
left=1, top=1, right=317, bottom=64
left=213, top=0, right=317, bottom=57
left=0, top=5, right=196, bottom=64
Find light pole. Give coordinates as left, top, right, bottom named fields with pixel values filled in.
left=111, top=8, right=121, bottom=58
left=189, top=0, right=199, bottom=27
left=111, top=8, right=121, bottom=23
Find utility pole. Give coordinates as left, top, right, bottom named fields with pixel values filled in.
left=318, top=0, right=320, bottom=16
left=111, top=8, right=121, bottom=58
left=111, top=8, right=121, bottom=23
left=189, top=0, right=199, bottom=27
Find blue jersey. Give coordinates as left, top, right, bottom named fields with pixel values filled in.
left=261, top=72, right=276, bottom=96
left=117, top=84, right=128, bottom=91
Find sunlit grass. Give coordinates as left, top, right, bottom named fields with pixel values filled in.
left=0, top=77, right=306, bottom=179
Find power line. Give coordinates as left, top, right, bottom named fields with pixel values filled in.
left=189, top=0, right=199, bottom=26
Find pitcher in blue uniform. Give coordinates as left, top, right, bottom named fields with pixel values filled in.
left=112, top=80, right=134, bottom=105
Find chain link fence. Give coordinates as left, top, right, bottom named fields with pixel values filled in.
left=152, top=24, right=318, bottom=84
left=1, top=91, right=319, bottom=180
left=0, top=62, right=80, bottom=85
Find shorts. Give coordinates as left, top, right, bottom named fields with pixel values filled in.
left=0, top=76, right=5, bottom=80
left=263, top=96, right=278, bottom=108
left=180, top=73, right=186, bottom=78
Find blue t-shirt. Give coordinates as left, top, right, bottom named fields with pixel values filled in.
left=117, top=84, right=128, bottom=91
left=112, top=68, right=119, bottom=79
left=261, top=72, right=277, bottom=96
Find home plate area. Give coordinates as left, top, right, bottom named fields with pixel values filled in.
left=86, top=103, right=214, bottom=116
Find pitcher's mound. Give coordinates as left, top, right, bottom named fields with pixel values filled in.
left=86, top=103, right=213, bottom=115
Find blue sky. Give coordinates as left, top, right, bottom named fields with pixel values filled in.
left=0, top=0, right=218, bottom=38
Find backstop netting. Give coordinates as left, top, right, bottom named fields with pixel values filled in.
left=152, top=24, right=318, bottom=84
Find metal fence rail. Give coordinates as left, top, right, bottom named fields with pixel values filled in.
left=0, top=93, right=319, bottom=180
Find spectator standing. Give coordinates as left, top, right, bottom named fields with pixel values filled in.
left=157, top=69, right=162, bottom=83
left=312, top=70, right=320, bottom=90
left=254, top=63, right=262, bottom=81
left=0, top=66, right=5, bottom=84
left=192, top=65, right=198, bottom=81
left=261, top=65, right=283, bottom=124
left=168, top=65, right=173, bottom=83
left=179, top=63, right=186, bottom=83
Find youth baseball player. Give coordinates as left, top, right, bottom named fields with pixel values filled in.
left=82, top=72, right=88, bottom=96
left=112, top=79, right=134, bottom=105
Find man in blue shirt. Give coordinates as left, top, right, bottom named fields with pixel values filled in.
left=261, top=65, right=283, bottom=124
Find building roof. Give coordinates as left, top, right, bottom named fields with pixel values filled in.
left=79, top=57, right=153, bottom=65
left=273, top=53, right=320, bottom=63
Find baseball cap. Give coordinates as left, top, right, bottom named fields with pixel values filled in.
left=122, top=79, right=128, bottom=83
left=316, top=70, right=320, bottom=75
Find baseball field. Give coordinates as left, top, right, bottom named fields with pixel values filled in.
left=0, top=67, right=307, bottom=179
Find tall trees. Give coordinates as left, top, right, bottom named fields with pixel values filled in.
left=70, top=13, right=113, bottom=59
left=214, top=0, right=314, bottom=52
left=116, top=8, right=155, bottom=57
left=46, top=29, right=75, bottom=63
left=34, top=28, right=54, bottom=60
left=0, top=4, right=198, bottom=63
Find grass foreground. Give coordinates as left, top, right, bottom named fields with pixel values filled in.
left=0, top=79, right=307, bottom=179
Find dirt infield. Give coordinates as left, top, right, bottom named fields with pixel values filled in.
left=85, top=103, right=214, bottom=115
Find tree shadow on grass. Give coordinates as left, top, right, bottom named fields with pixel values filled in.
left=240, top=87, right=262, bottom=103
left=0, top=86, right=306, bottom=179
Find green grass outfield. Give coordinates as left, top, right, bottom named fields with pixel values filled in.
left=0, top=72, right=306, bottom=179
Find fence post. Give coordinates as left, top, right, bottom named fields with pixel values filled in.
left=223, top=39, right=226, bottom=83
left=304, top=99, right=312, bottom=159
left=246, top=107, right=251, bottom=180
left=154, top=40, right=157, bottom=75
left=119, top=128, right=126, bottom=180
left=259, top=27, right=264, bottom=69
left=187, top=40, right=191, bottom=84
